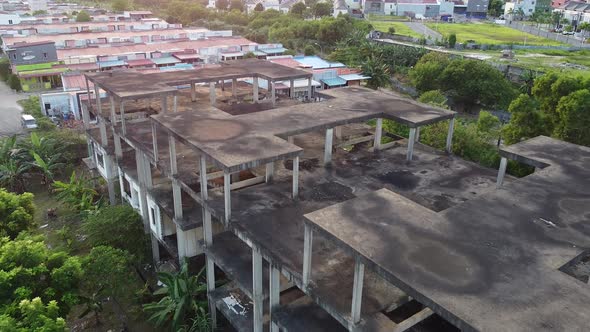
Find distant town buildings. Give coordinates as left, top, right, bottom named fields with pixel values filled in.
left=554, top=1, right=590, bottom=26
left=504, top=0, right=552, bottom=17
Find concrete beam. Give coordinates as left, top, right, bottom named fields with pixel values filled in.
left=407, top=127, right=416, bottom=161
left=252, top=247, right=264, bottom=332
left=446, top=117, right=455, bottom=153
left=496, top=157, right=508, bottom=188
left=292, top=156, right=299, bottom=199
left=191, top=83, right=196, bottom=102
left=265, top=162, right=274, bottom=183
left=253, top=77, right=259, bottom=103
left=270, top=264, right=280, bottom=332
left=351, top=258, right=365, bottom=324
left=324, top=128, right=333, bottom=166
left=224, top=171, right=231, bottom=223
left=209, top=82, right=216, bottom=105
left=373, top=118, right=382, bottom=151
left=302, top=223, right=313, bottom=288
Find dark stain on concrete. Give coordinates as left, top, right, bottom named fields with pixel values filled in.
left=377, top=170, right=421, bottom=190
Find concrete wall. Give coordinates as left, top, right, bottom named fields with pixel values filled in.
left=0, top=14, right=22, bottom=25
left=6, top=43, right=57, bottom=65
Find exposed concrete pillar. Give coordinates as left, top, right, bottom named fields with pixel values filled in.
left=324, top=128, right=333, bottom=166
left=334, top=126, right=342, bottom=140
left=94, top=85, right=102, bottom=115
left=176, top=227, right=200, bottom=259
left=292, top=156, right=299, bottom=199
left=446, top=117, right=455, bottom=153
left=307, top=77, right=312, bottom=101
left=232, top=78, right=237, bottom=98
left=265, top=162, right=274, bottom=183
left=223, top=171, right=231, bottom=224
left=136, top=149, right=150, bottom=233
left=287, top=136, right=294, bottom=144
left=253, top=77, right=259, bottom=103
left=161, top=95, right=168, bottom=113
left=105, top=154, right=117, bottom=206
left=289, top=79, right=294, bottom=98
left=206, top=256, right=217, bottom=328
left=109, top=95, right=116, bottom=124
left=99, top=119, right=108, bottom=146
left=373, top=118, right=382, bottom=151
left=81, top=104, right=90, bottom=129
left=221, top=80, right=225, bottom=92
left=252, top=247, right=264, bottom=332
left=199, top=155, right=208, bottom=201
left=191, top=83, right=196, bottom=102
left=415, top=126, right=421, bottom=143
left=120, top=101, right=126, bottom=135
left=407, top=127, right=416, bottom=161
left=496, top=157, right=508, bottom=188
left=107, top=178, right=116, bottom=206
left=209, top=82, right=216, bottom=105
left=269, top=265, right=280, bottom=332
left=200, top=156, right=216, bottom=327
left=85, top=76, right=92, bottom=113
left=351, top=258, right=365, bottom=324
left=302, top=223, right=313, bottom=288
left=151, top=234, right=160, bottom=265
left=114, top=133, right=122, bottom=159
left=151, top=122, right=159, bottom=163
left=271, top=80, right=276, bottom=106
left=173, top=95, right=177, bottom=113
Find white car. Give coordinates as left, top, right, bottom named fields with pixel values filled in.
left=21, top=114, right=38, bottom=129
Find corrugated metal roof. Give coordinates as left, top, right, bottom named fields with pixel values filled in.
left=151, top=56, right=181, bottom=65
left=293, top=56, right=346, bottom=69
left=126, top=58, right=154, bottom=67
left=339, top=73, right=371, bottom=81
left=97, top=59, right=126, bottom=67
left=259, top=47, right=287, bottom=54
left=322, top=77, right=347, bottom=86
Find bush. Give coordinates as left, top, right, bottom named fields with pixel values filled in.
left=388, top=26, right=396, bottom=34
left=83, top=205, right=148, bottom=261
left=0, top=189, right=35, bottom=239
left=448, top=33, right=457, bottom=48
left=304, top=44, right=316, bottom=56
left=7, top=74, right=21, bottom=92
left=81, top=246, right=134, bottom=299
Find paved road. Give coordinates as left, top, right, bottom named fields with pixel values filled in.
left=0, top=81, right=26, bottom=137
left=404, top=22, right=442, bottom=40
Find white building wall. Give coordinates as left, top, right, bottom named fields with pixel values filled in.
left=504, top=0, right=536, bottom=16
left=0, top=14, right=22, bottom=25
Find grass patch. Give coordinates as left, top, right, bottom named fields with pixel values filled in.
left=426, top=23, right=565, bottom=46
left=367, top=14, right=409, bottom=21
left=370, top=21, right=422, bottom=38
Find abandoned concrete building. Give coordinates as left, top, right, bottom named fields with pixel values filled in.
left=81, top=59, right=590, bottom=332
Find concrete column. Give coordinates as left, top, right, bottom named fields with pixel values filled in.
left=252, top=247, right=264, bottom=332
left=292, top=156, right=299, bottom=199
left=302, top=223, right=313, bottom=288
left=120, top=101, right=126, bottom=135
left=85, top=76, right=92, bottom=113
left=209, top=82, right=216, bottom=105
left=94, top=85, right=102, bottom=115
left=253, top=77, right=259, bottom=103
left=99, top=119, right=108, bottom=146
left=151, top=122, right=159, bottom=163
left=351, top=258, right=365, bottom=324
left=109, top=95, right=116, bottom=124
left=289, top=79, right=294, bottom=98
left=407, top=127, right=416, bottom=161
left=151, top=234, right=160, bottom=264
left=168, top=136, right=183, bottom=222
left=232, top=78, right=237, bottom=98
left=307, top=77, right=312, bottom=101
left=334, top=126, right=342, bottom=140
left=269, top=265, right=280, bottom=332
left=200, top=155, right=208, bottom=201
left=81, top=104, right=90, bottom=129
left=191, top=83, right=196, bottom=102
left=161, top=96, right=168, bottom=114
left=104, top=155, right=117, bottom=206
left=107, top=178, right=116, bottom=206
left=136, top=149, right=150, bottom=233
left=221, top=80, right=225, bottom=92
left=415, top=126, right=421, bottom=143
left=287, top=136, right=294, bottom=144
left=373, top=118, right=382, bottom=151
left=206, top=256, right=217, bottom=328
left=324, top=128, right=333, bottom=166
left=176, top=225, right=186, bottom=260
left=223, top=171, right=231, bottom=223
left=114, top=133, right=122, bottom=159
left=446, top=117, right=455, bottom=153
left=173, top=95, right=178, bottom=113
left=176, top=227, right=200, bottom=259
left=496, top=157, right=508, bottom=188
left=265, top=162, right=274, bottom=183
left=271, top=80, right=276, bottom=106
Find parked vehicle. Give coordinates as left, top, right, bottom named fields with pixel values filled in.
left=563, top=31, right=575, bottom=35
left=20, top=114, right=38, bottom=129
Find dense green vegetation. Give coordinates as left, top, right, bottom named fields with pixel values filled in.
left=426, top=23, right=564, bottom=46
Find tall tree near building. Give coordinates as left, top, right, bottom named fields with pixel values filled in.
left=554, top=89, right=590, bottom=146
left=76, top=10, right=91, bottom=22
left=254, top=2, right=264, bottom=11
left=362, top=55, right=390, bottom=89
left=487, top=0, right=503, bottom=17
left=409, top=52, right=450, bottom=93
left=503, top=94, right=547, bottom=145
left=290, top=2, right=306, bottom=16
left=312, top=2, right=332, bottom=17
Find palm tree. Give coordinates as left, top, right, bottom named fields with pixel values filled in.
left=0, top=136, right=30, bottom=193
left=143, top=261, right=209, bottom=332
left=29, top=151, right=65, bottom=187
left=53, top=171, right=101, bottom=211
left=26, top=132, right=65, bottom=162
left=362, top=55, right=391, bottom=90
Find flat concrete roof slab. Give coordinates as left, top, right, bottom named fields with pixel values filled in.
left=86, top=71, right=177, bottom=100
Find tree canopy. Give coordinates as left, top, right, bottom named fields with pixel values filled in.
left=75, top=11, right=91, bottom=22
left=0, top=190, right=35, bottom=239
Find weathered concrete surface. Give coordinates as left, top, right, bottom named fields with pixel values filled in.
left=304, top=136, right=590, bottom=331
left=86, top=71, right=177, bottom=100
left=273, top=295, right=348, bottom=332
left=152, top=86, right=454, bottom=172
